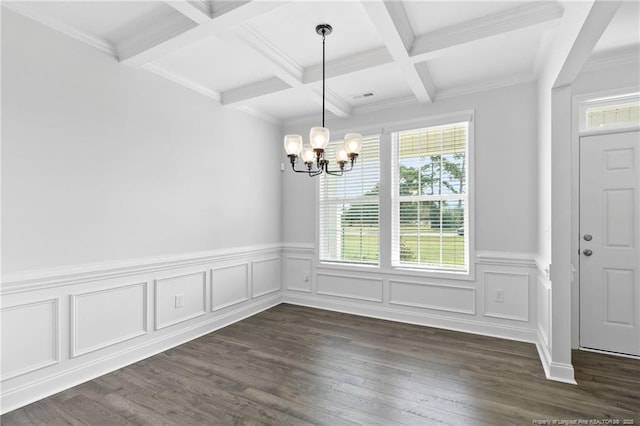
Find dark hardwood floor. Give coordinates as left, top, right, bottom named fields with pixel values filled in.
left=3, top=304, right=639, bottom=425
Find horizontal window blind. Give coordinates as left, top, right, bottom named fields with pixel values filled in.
left=392, top=122, right=468, bottom=271
left=586, top=101, right=640, bottom=128
left=319, top=134, right=380, bottom=265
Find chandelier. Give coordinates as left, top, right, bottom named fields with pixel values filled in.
left=283, top=24, right=363, bottom=177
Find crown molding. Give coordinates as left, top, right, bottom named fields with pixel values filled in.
left=236, top=105, right=282, bottom=126
left=581, top=45, right=640, bottom=73
left=411, top=1, right=564, bottom=61
left=384, top=0, right=414, bottom=52
left=116, top=12, right=197, bottom=65
left=142, top=63, right=222, bottom=101
left=236, top=23, right=304, bottom=85
left=221, top=77, right=291, bottom=106
left=533, top=28, right=556, bottom=77
left=317, top=88, right=352, bottom=118
left=352, top=95, right=418, bottom=116
left=362, top=0, right=435, bottom=104
left=164, top=0, right=211, bottom=24
left=436, top=72, right=537, bottom=101
left=2, top=2, right=117, bottom=58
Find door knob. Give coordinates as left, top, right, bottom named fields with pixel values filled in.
left=583, top=249, right=593, bottom=256
left=583, top=234, right=593, bottom=241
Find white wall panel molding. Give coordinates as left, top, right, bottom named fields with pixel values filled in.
left=283, top=257, right=313, bottom=293
left=0, top=294, right=281, bottom=415
left=283, top=294, right=538, bottom=344
left=476, top=251, right=537, bottom=268
left=281, top=243, right=315, bottom=254
left=1, top=244, right=282, bottom=295
left=70, top=283, right=148, bottom=358
left=210, top=263, right=250, bottom=311
left=316, top=273, right=383, bottom=302
left=154, top=272, right=207, bottom=330
left=251, top=257, right=281, bottom=298
left=389, top=280, right=475, bottom=315
left=535, top=255, right=552, bottom=280
left=1, top=299, right=60, bottom=381
left=482, top=271, right=530, bottom=322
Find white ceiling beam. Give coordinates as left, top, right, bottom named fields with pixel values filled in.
left=119, top=1, right=288, bottom=66
left=164, top=1, right=211, bottom=24
left=222, top=78, right=291, bottom=106
left=222, top=47, right=393, bottom=108
left=117, top=13, right=198, bottom=64
left=414, top=62, right=437, bottom=101
left=142, top=63, right=221, bottom=101
left=316, top=88, right=352, bottom=119
left=361, top=0, right=435, bottom=104
left=232, top=23, right=304, bottom=86
left=303, top=47, right=393, bottom=83
left=231, top=23, right=352, bottom=118
left=552, top=1, right=621, bottom=88
left=410, top=1, right=564, bottom=62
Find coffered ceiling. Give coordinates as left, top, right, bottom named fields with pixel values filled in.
left=4, top=1, right=639, bottom=125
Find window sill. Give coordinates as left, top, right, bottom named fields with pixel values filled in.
left=390, top=266, right=474, bottom=282
left=315, top=261, right=475, bottom=282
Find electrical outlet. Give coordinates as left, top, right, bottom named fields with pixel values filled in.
left=494, top=289, right=504, bottom=303
left=175, top=293, right=184, bottom=308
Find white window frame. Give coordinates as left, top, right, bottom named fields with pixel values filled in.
left=317, top=132, right=381, bottom=266
left=578, top=90, right=640, bottom=133
left=314, top=113, right=475, bottom=281
left=389, top=114, right=475, bottom=279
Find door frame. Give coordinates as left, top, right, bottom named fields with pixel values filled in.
left=571, top=88, right=640, bottom=352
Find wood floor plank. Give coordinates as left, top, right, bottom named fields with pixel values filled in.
left=2, top=304, right=639, bottom=425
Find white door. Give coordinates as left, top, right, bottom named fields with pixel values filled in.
left=580, top=130, right=640, bottom=356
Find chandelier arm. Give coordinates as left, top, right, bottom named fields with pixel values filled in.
left=289, top=156, right=322, bottom=174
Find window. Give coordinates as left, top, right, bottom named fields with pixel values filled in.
left=580, top=92, right=640, bottom=131
left=319, top=135, right=380, bottom=265
left=391, top=122, right=469, bottom=272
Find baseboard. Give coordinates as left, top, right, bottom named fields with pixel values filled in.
left=536, top=330, right=577, bottom=385
left=1, top=295, right=281, bottom=414
left=283, top=293, right=538, bottom=344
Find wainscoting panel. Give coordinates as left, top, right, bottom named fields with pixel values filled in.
left=1, top=299, right=59, bottom=381
left=155, top=271, right=206, bottom=330
left=211, top=263, right=249, bottom=311
left=71, top=283, right=147, bottom=357
left=482, top=271, right=530, bottom=321
left=537, top=275, right=551, bottom=347
left=0, top=245, right=282, bottom=414
left=389, top=280, right=475, bottom=314
left=317, top=273, right=383, bottom=302
left=252, top=258, right=280, bottom=298
left=284, top=257, right=312, bottom=292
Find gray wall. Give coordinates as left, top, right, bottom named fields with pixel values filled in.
left=1, top=9, right=282, bottom=275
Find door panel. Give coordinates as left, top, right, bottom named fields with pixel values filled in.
left=580, top=131, right=639, bottom=356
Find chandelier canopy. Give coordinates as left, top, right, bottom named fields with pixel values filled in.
left=283, top=24, right=362, bottom=177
